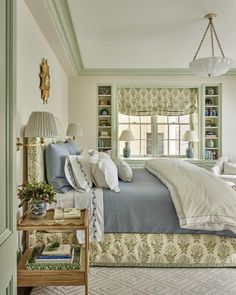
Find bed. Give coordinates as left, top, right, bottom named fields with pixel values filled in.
left=27, top=139, right=236, bottom=267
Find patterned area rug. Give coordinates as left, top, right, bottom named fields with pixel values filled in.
left=30, top=267, right=236, bottom=295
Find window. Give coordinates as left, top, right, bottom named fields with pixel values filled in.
left=118, top=114, right=152, bottom=156
left=156, top=115, right=190, bottom=156
left=118, top=114, right=192, bottom=157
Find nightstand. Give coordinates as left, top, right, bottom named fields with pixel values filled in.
left=17, top=209, right=89, bottom=295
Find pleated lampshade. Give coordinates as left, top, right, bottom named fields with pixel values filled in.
left=25, top=112, right=58, bottom=138
left=119, top=130, right=135, bottom=141
left=66, top=123, right=83, bottom=137
left=182, top=130, right=198, bottom=142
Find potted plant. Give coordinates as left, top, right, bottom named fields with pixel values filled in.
left=18, top=181, right=56, bottom=219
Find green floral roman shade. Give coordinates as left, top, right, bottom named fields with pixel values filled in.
left=117, top=88, right=198, bottom=116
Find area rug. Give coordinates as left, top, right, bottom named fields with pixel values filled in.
left=30, top=267, right=236, bottom=295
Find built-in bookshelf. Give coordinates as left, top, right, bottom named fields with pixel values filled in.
left=203, top=84, right=221, bottom=160
left=97, top=85, right=112, bottom=153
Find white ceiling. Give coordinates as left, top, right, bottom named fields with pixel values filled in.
left=67, top=0, right=236, bottom=69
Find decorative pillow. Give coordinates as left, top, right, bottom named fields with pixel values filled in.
left=91, top=152, right=120, bottom=192
left=113, top=157, right=133, bottom=182
left=45, top=143, right=72, bottom=193
left=64, top=141, right=80, bottom=155
left=64, top=150, right=92, bottom=192
left=223, top=162, right=236, bottom=175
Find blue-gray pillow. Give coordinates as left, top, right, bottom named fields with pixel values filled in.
left=64, top=141, right=80, bottom=155
left=45, top=143, right=72, bottom=193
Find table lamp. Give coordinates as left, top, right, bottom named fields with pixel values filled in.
left=119, top=130, right=134, bottom=158
left=182, top=130, right=198, bottom=158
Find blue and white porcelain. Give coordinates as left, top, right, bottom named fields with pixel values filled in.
left=28, top=200, right=47, bottom=219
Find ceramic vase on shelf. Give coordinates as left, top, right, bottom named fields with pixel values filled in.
left=28, top=199, right=47, bottom=220
left=207, top=140, right=214, bottom=148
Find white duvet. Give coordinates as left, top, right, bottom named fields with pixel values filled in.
left=146, top=158, right=236, bottom=233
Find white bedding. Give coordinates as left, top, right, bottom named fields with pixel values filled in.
left=56, top=187, right=104, bottom=243
left=146, top=158, right=236, bottom=234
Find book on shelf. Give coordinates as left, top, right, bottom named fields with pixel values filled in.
left=205, top=135, right=217, bottom=139
left=64, top=208, right=81, bottom=219
left=36, top=248, right=74, bottom=264
left=26, top=245, right=81, bottom=270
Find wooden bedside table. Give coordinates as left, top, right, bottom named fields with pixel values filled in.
left=17, top=209, right=89, bottom=295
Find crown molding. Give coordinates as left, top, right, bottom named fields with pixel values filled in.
left=79, top=68, right=236, bottom=76
left=79, top=68, right=192, bottom=75
left=45, top=0, right=83, bottom=75
left=45, top=1, right=236, bottom=77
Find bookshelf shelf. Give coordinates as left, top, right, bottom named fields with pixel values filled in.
left=203, top=85, right=221, bottom=160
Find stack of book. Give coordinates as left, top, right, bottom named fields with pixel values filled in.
left=35, top=244, right=73, bottom=264
left=26, top=243, right=81, bottom=270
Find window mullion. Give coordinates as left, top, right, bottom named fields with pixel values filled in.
left=152, top=116, right=157, bottom=158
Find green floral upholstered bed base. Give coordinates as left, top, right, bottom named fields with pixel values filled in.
left=29, top=232, right=236, bottom=267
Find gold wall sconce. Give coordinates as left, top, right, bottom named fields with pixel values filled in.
left=16, top=111, right=58, bottom=151
left=39, top=58, right=50, bottom=104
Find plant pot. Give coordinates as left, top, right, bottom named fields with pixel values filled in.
left=28, top=200, right=47, bottom=219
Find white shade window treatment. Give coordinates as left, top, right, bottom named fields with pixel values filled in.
left=117, top=88, right=198, bottom=116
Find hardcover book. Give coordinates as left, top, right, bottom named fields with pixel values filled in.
left=26, top=246, right=81, bottom=270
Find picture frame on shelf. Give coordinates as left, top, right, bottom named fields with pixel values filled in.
left=99, top=119, right=110, bottom=126
left=100, top=130, right=109, bottom=137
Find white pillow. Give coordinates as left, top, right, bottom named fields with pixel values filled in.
left=64, top=150, right=92, bottom=192
left=113, top=157, right=132, bottom=182
left=90, top=152, right=120, bottom=192
left=223, top=162, right=236, bottom=175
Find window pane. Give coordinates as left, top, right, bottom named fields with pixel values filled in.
left=141, top=124, right=151, bottom=139
left=169, top=125, right=179, bottom=140
left=118, top=113, right=129, bottom=123
left=157, top=133, right=164, bottom=155
left=141, top=139, right=152, bottom=156
left=129, top=116, right=140, bottom=123
left=130, top=125, right=140, bottom=139
left=140, top=116, right=151, bottom=123
left=163, top=140, right=168, bottom=155
left=157, top=115, right=167, bottom=123
left=169, top=140, right=179, bottom=155
left=157, top=125, right=168, bottom=139
left=168, top=116, right=178, bottom=124
left=180, top=115, right=190, bottom=123
left=130, top=140, right=140, bottom=156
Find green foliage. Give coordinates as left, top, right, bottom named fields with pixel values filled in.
left=18, top=181, right=56, bottom=208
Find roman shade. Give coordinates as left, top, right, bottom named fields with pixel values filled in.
left=117, top=88, right=197, bottom=116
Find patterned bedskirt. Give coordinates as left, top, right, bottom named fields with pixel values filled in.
left=29, top=232, right=236, bottom=267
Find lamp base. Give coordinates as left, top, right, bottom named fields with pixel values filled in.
left=123, top=142, right=131, bottom=158
left=186, top=142, right=194, bottom=158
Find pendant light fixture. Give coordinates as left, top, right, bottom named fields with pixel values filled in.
left=189, top=13, right=233, bottom=77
